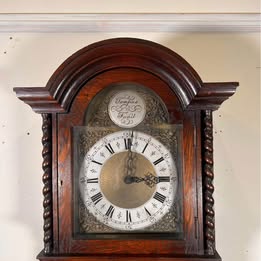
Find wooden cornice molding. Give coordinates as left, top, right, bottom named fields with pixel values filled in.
left=1, top=13, right=260, bottom=33
left=13, top=87, right=65, bottom=113
left=187, top=82, right=239, bottom=110
left=14, top=38, right=239, bottom=113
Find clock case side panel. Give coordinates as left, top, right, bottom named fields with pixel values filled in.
left=182, top=111, right=204, bottom=255
left=184, top=109, right=219, bottom=256
left=51, top=113, right=60, bottom=254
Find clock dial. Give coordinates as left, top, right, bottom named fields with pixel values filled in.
left=79, top=130, right=178, bottom=231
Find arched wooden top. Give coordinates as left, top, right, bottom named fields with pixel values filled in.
left=14, top=38, right=238, bottom=113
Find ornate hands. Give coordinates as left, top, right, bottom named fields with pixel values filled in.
left=123, top=130, right=161, bottom=188
left=124, top=130, right=136, bottom=179
left=133, top=172, right=159, bottom=188
left=126, top=172, right=160, bottom=188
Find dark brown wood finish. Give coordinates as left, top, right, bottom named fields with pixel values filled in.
left=51, top=113, right=59, bottom=254
left=13, top=38, right=238, bottom=113
left=202, top=110, right=215, bottom=255
left=37, top=250, right=222, bottom=261
left=57, top=69, right=190, bottom=255
left=41, top=114, right=53, bottom=253
left=13, top=38, right=238, bottom=261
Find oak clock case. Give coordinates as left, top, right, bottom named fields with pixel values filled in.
left=13, top=38, right=238, bottom=261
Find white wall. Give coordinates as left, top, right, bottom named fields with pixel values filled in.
left=0, top=0, right=259, bottom=13
left=0, top=31, right=259, bottom=261
left=0, top=3, right=260, bottom=261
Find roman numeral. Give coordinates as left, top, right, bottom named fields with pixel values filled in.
left=87, top=178, right=98, bottom=183
left=153, top=192, right=166, bottom=203
left=92, top=160, right=102, bottom=165
left=91, top=192, right=103, bottom=205
left=126, top=210, right=132, bottom=222
left=105, top=205, right=115, bottom=218
left=153, top=157, right=164, bottom=165
left=124, top=138, right=132, bottom=150
left=105, top=143, right=115, bottom=154
left=144, top=207, right=151, bottom=216
left=158, top=176, right=170, bottom=182
left=142, top=143, right=148, bottom=153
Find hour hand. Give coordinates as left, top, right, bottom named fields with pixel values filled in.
left=132, top=176, right=145, bottom=183
left=142, top=172, right=159, bottom=188
left=124, top=176, right=144, bottom=184
left=124, top=173, right=160, bottom=188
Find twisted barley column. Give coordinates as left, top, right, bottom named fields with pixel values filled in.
left=42, top=114, right=53, bottom=253
left=202, top=110, right=215, bottom=255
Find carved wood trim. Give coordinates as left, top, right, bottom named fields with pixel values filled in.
left=13, top=88, right=65, bottom=113
left=187, top=82, right=239, bottom=110
left=1, top=13, right=260, bottom=33
left=202, top=110, right=215, bottom=255
left=13, top=38, right=238, bottom=113
left=42, top=113, right=53, bottom=253
left=37, top=250, right=222, bottom=261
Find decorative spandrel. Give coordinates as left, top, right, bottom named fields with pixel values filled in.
left=79, top=197, right=181, bottom=234
left=73, top=126, right=183, bottom=235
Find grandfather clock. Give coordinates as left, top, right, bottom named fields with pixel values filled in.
left=14, top=38, right=238, bottom=260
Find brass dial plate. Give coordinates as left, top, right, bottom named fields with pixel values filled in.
left=100, top=151, right=156, bottom=209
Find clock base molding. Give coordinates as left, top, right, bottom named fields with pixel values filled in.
left=37, top=251, right=221, bottom=261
